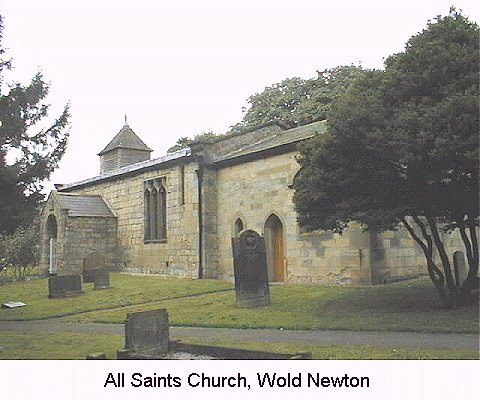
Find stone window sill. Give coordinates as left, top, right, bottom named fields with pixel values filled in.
left=144, top=239, right=167, bottom=244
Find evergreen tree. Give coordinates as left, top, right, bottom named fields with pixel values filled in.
left=0, top=15, right=70, bottom=233
left=293, top=9, right=479, bottom=307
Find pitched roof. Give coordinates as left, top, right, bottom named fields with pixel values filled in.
left=58, top=148, right=191, bottom=192
left=98, top=124, right=152, bottom=155
left=213, top=120, right=327, bottom=163
left=55, top=193, right=116, bottom=217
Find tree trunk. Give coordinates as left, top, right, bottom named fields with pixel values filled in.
left=401, top=217, right=448, bottom=304
left=426, top=215, right=459, bottom=308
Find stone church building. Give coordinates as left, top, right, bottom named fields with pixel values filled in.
left=39, top=120, right=461, bottom=285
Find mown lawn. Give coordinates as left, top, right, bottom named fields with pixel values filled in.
left=69, top=277, right=479, bottom=334
left=1, top=274, right=478, bottom=333
left=0, top=273, right=231, bottom=320
left=0, top=332, right=476, bottom=360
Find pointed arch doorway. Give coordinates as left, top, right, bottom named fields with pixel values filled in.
left=264, top=214, right=285, bottom=282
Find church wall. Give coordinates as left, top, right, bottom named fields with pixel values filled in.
left=62, top=162, right=201, bottom=278
left=62, top=216, right=118, bottom=273
left=214, top=151, right=469, bottom=285
left=215, top=152, right=374, bottom=285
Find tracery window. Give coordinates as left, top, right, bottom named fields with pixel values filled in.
left=144, top=177, right=167, bottom=243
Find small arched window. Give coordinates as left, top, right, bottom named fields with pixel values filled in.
left=234, top=218, right=244, bottom=237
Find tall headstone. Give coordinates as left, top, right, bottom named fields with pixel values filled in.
left=48, top=275, right=83, bottom=298
left=93, top=270, right=110, bottom=290
left=232, top=229, right=270, bottom=308
left=118, top=309, right=170, bottom=359
left=83, top=252, right=106, bottom=283
left=453, top=251, right=468, bottom=287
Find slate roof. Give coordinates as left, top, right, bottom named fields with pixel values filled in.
left=55, top=193, right=116, bottom=217
left=58, top=148, right=191, bottom=192
left=98, top=124, right=152, bottom=155
left=213, top=120, right=327, bottom=163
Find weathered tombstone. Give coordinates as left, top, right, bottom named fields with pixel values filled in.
left=232, top=229, right=270, bottom=308
left=48, top=275, right=83, bottom=298
left=117, top=309, right=170, bottom=359
left=453, top=251, right=468, bottom=287
left=93, top=270, right=110, bottom=290
left=83, top=252, right=105, bottom=283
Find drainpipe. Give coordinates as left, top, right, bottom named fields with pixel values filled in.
left=196, top=167, right=204, bottom=279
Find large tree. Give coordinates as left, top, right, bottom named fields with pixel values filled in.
left=169, top=65, right=365, bottom=152
left=0, top=15, right=70, bottom=233
left=231, top=65, right=365, bottom=132
left=293, top=9, right=479, bottom=307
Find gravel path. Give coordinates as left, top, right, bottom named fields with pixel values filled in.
left=0, top=319, right=478, bottom=350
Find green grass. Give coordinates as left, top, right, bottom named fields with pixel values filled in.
left=0, top=332, right=476, bottom=359
left=0, top=332, right=123, bottom=359
left=70, top=278, right=479, bottom=333
left=0, top=273, right=231, bottom=320
left=180, top=338, right=479, bottom=360
left=1, top=274, right=478, bottom=333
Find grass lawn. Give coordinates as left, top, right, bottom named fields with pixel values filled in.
left=1, top=274, right=478, bottom=333
left=0, top=273, right=231, bottom=320
left=0, top=332, right=476, bottom=359
left=0, top=332, right=123, bottom=360
left=70, top=278, right=479, bottom=333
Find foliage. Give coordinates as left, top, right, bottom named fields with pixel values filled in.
left=0, top=220, right=39, bottom=280
left=168, top=66, right=365, bottom=152
left=293, top=9, right=479, bottom=307
left=0, top=16, right=70, bottom=234
left=230, top=65, right=366, bottom=132
left=167, top=130, right=220, bottom=153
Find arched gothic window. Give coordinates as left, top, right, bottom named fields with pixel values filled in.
left=234, top=218, right=244, bottom=237
left=144, top=177, right=167, bottom=242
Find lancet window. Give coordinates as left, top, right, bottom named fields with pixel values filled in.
left=144, top=177, right=167, bottom=243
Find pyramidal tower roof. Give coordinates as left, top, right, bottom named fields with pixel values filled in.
left=98, top=119, right=152, bottom=156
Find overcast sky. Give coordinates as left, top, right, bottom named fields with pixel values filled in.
left=1, top=0, right=479, bottom=190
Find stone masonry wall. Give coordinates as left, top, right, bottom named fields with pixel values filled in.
left=64, top=162, right=201, bottom=277
left=215, top=152, right=373, bottom=285
left=214, top=151, right=470, bottom=285
left=63, top=216, right=118, bottom=273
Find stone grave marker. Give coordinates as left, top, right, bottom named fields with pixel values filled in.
left=48, top=275, right=83, bottom=298
left=453, top=251, right=468, bottom=287
left=83, top=252, right=105, bottom=283
left=232, top=229, right=270, bottom=308
left=93, top=270, right=110, bottom=290
left=118, top=309, right=170, bottom=358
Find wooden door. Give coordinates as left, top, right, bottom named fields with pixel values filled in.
left=274, top=224, right=285, bottom=281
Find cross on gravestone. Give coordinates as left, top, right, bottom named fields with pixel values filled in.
left=232, top=229, right=270, bottom=308
left=48, top=275, right=83, bottom=298
left=92, top=270, right=110, bottom=290
left=453, top=251, right=468, bottom=288
left=122, top=309, right=170, bottom=357
left=83, top=252, right=106, bottom=283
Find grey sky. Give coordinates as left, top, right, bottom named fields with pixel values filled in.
left=0, top=0, right=478, bottom=189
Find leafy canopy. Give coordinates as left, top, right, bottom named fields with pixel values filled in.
left=293, top=9, right=479, bottom=306
left=294, top=9, right=479, bottom=233
left=0, top=15, right=70, bottom=233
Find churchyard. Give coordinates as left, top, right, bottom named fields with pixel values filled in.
left=0, top=273, right=478, bottom=359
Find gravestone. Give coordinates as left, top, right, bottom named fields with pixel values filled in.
left=232, top=229, right=270, bottom=308
left=93, top=270, right=110, bottom=290
left=118, top=309, right=170, bottom=359
left=453, top=251, right=468, bottom=287
left=48, top=275, right=83, bottom=298
left=83, top=252, right=106, bottom=283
